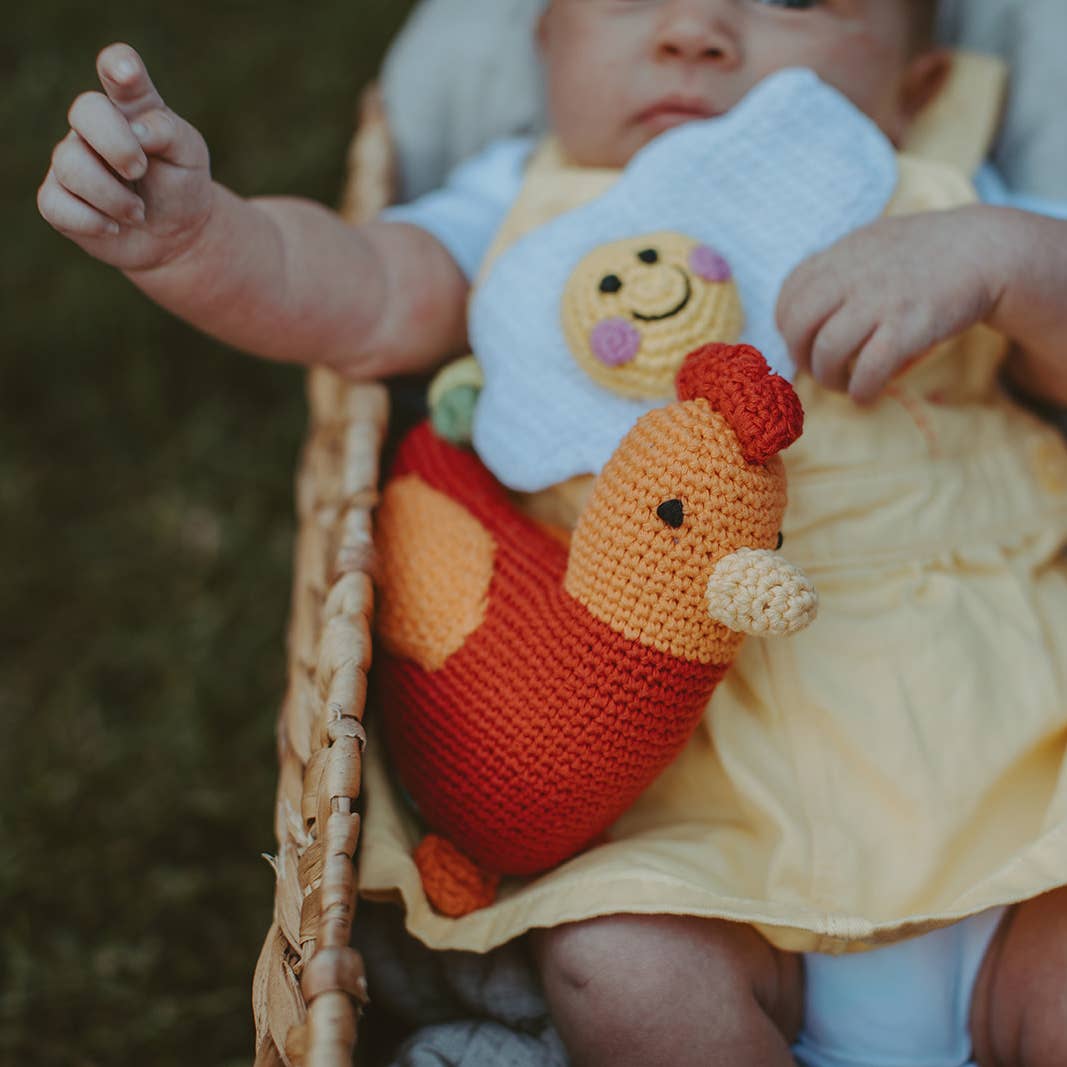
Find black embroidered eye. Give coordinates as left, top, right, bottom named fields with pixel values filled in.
left=637, top=248, right=659, bottom=264
left=776, top=531, right=784, bottom=550
left=657, top=499, right=684, bottom=528
left=599, top=274, right=623, bottom=294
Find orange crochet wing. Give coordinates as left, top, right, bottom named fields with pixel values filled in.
left=375, top=473, right=496, bottom=672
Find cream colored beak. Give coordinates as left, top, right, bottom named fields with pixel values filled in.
left=706, top=548, right=818, bottom=636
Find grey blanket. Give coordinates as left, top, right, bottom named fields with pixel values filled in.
left=355, top=901, right=567, bottom=1066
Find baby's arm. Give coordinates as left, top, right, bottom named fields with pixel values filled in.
left=777, top=205, right=1067, bottom=405
left=37, top=44, right=468, bottom=379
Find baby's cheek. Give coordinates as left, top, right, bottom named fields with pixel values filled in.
left=590, top=317, right=641, bottom=367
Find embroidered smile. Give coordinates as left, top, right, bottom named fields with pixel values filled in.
left=631, top=268, right=693, bottom=322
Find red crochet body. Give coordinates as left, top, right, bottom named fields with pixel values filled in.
left=379, top=422, right=727, bottom=877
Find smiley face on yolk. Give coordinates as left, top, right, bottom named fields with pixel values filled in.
left=561, top=232, right=744, bottom=398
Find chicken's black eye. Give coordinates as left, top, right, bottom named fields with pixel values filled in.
left=657, top=499, right=684, bottom=528
left=599, top=274, right=623, bottom=294
left=637, top=248, right=659, bottom=264
left=776, top=531, right=784, bottom=550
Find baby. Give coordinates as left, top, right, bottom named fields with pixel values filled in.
left=38, top=1, right=1067, bottom=1064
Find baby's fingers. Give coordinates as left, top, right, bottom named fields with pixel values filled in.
left=38, top=168, right=120, bottom=237
left=128, top=109, right=186, bottom=164
left=807, top=308, right=923, bottom=403
left=68, top=90, right=147, bottom=181
left=776, top=257, right=845, bottom=377
left=50, top=130, right=146, bottom=225
left=848, top=319, right=935, bottom=404
left=94, top=44, right=206, bottom=169
left=808, top=305, right=877, bottom=395
left=847, top=328, right=909, bottom=404
left=96, top=43, right=168, bottom=123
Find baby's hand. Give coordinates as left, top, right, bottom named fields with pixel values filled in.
left=777, top=209, right=1001, bottom=403
left=37, top=43, right=213, bottom=273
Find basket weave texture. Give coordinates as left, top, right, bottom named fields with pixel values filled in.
left=253, top=87, right=394, bottom=1067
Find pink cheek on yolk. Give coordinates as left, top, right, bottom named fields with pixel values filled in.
left=690, top=245, right=732, bottom=283
left=589, top=317, right=641, bottom=367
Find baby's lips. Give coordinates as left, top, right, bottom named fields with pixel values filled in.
left=589, top=317, right=641, bottom=367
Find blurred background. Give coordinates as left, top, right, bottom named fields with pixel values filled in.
left=2, top=3, right=413, bottom=1063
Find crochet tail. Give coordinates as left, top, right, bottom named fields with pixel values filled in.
left=413, top=834, right=501, bottom=917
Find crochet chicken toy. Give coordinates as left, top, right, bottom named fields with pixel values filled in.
left=374, top=343, right=817, bottom=917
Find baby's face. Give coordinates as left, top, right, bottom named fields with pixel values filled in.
left=539, top=0, right=930, bottom=167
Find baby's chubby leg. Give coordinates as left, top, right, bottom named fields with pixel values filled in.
left=971, top=886, right=1067, bottom=1066
left=532, top=913, right=803, bottom=1066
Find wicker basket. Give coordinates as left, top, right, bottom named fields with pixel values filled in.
left=252, top=86, right=394, bottom=1067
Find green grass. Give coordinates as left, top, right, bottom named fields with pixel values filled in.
left=2, top=3, right=413, bottom=1063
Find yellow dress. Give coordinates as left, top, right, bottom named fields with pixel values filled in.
left=359, top=55, right=1067, bottom=955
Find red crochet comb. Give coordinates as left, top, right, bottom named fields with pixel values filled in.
left=675, top=343, right=804, bottom=464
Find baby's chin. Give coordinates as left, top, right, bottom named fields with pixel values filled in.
left=562, top=108, right=904, bottom=169
left=640, top=104, right=723, bottom=137
left=559, top=117, right=711, bottom=169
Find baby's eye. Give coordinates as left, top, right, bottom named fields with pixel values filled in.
left=776, top=531, right=784, bottom=550
left=599, top=274, right=623, bottom=294
left=637, top=248, right=659, bottom=264
left=656, top=499, right=684, bottom=528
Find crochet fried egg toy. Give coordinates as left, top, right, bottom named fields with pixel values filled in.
left=468, top=68, right=898, bottom=492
